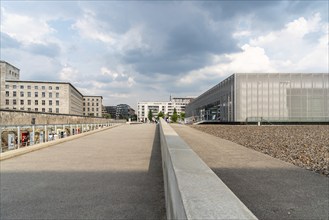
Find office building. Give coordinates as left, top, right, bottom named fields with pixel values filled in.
left=83, top=96, right=103, bottom=117
left=185, top=73, right=329, bottom=123
left=0, top=61, right=104, bottom=116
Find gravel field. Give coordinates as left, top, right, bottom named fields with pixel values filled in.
left=190, top=125, right=329, bottom=176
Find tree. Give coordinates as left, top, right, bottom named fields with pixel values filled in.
left=103, top=113, right=111, bottom=119
left=171, top=108, right=178, bottom=123
left=180, top=112, right=185, bottom=121
left=148, top=109, right=153, bottom=122
left=157, top=111, right=164, bottom=119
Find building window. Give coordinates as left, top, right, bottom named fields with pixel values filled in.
left=5, top=99, right=9, bottom=105
left=49, top=93, right=52, bottom=98
left=28, top=108, right=31, bottom=111
left=35, top=108, right=38, bottom=112
left=13, top=85, right=17, bottom=89
left=13, top=100, right=17, bottom=105
left=83, top=103, right=85, bottom=106
left=20, top=100, right=24, bottom=105
left=5, top=91, right=9, bottom=97
left=20, top=91, right=24, bottom=97
left=35, top=86, right=38, bottom=89
left=96, top=103, right=99, bottom=106
left=56, top=93, right=59, bottom=98
left=42, top=86, right=45, bottom=90
left=88, top=103, right=90, bottom=106
left=88, top=108, right=90, bottom=111
left=20, top=85, right=24, bottom=89
left=27, top=85, right=31, bottom=89
left=56, top=100, right=59, bottom=106
left=20, top=107, right=24, bottom=110
left=42, top=100, right=45, bottom=105
left=27, top=92, right=31, bottom=97
left=49, top=86, right=52, bottom=90
left=5, top=85, right=9, bottom=89
left=96, top=113, right=99, bottom=116
left=42, top=92, right=45, bottom=97
left=83, top=108, right=85, bottom=111
left=92, top=103, right=94, bottom=106
left=35, top=92, right=38, bottom=97
left=92, top=108, right=94, bottom=111
left=35, top=100, right=38, bottom=105
left=13, top=91, right=17, bottom=97
left=96, top=108, right=99, bottom=111
left=42, top=108, right=45, bottom=112
left=56, top=86, right=59, bottom=90
left=49, top=100, right=52, bottom=105
left=49, top=108, right=52, bottom=113
left=92, top=99, right=94, bottom=101
left=28, top=100, right=31, bottom=105
left=56, top=108, right=59, bottom=113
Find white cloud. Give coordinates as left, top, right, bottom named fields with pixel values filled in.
left=58, top=65, right=80, bottom=82
left=1, top=7, right=55, bottom=44
left=72, top=9, right=113, bottom=43
left=180, top=13, right=328, bottom=85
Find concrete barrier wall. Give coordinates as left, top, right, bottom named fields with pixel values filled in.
left=159, top=118, right=258, bottom=220
left=0, top=109, right=126, bottom=125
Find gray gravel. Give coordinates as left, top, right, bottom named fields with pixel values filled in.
left=191, top=125, right=329, bottom=176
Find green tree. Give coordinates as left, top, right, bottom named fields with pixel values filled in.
left=157, top=111, right=164, bottom=119
left=103, top=113, right=111, bottom=119
left=180, top=112, right=185, bottom=121
left=171, top=108, right=178, bottom=123
left=148, top=109, right=153, bottom=122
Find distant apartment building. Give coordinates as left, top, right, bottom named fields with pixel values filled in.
left=0, top=61, right=103, bottom=116
left=186, top=73, right=329, bottom=123
left=137, top=97, right=194, bottom=122
left=103, top=106, right=117, bottom=118
left=103, top=104, right=135, bottom=119
left=83, top=96, right=103, bottom=117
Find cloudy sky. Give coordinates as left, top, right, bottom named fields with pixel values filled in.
left=1, top=1, right=328, bottom=109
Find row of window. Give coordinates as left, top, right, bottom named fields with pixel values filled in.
left=5, top=85, right=60, bottom=90
left=83, top=98, right=100, bottom=101
left=83, top=102, right=99, bottom=106
left=5, top=107, right=60, bottom=113
left=5, top=99, right=60, bottom=106
left=83, top=107, right=100, bottom=112
left=5, top=91, right=59, bottom=98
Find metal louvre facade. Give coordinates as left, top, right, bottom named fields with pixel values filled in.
left=185, top=73, right=329, bottom=123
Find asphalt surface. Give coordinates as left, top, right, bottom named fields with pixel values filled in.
left=0, top=124, right=166, bottom=220
left=171, top=124, right=329, bottom=220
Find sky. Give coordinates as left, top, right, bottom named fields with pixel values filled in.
left=1, top=1, right=328, bottom=110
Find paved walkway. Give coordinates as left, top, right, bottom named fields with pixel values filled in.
left=171, top=124, right=329, bottom=220
left=1, top=124, right=165, bottom=220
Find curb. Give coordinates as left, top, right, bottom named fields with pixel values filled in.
left=0, top=124, right=121, bottom=161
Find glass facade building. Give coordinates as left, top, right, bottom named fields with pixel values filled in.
left=185, top=73, right=329, bottom=123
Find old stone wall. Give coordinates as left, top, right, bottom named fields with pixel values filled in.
left=0, top=109, right=125, bottom=126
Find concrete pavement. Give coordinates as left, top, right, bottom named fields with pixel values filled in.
left=171, top=124, right=329, bottom=220
left=0, top=124, right=166, bottom=219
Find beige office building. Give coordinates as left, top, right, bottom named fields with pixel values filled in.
left=1, top=61, right=85, bottom=115
left=83, top=96, right=103, bottom=117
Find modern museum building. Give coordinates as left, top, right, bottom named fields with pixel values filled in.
left=185, top=73, right=329, bottom=123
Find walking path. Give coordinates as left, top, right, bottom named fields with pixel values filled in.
left=171, top=124, right=329, bottom=220
left=1, top=124, right=165, bottom=219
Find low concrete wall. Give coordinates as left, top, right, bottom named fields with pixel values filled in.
left=0, top=109, right=126, bottom=125
left=159, top=118, right=258, bottom=220
left=0, top=124, right=121, bottom=161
